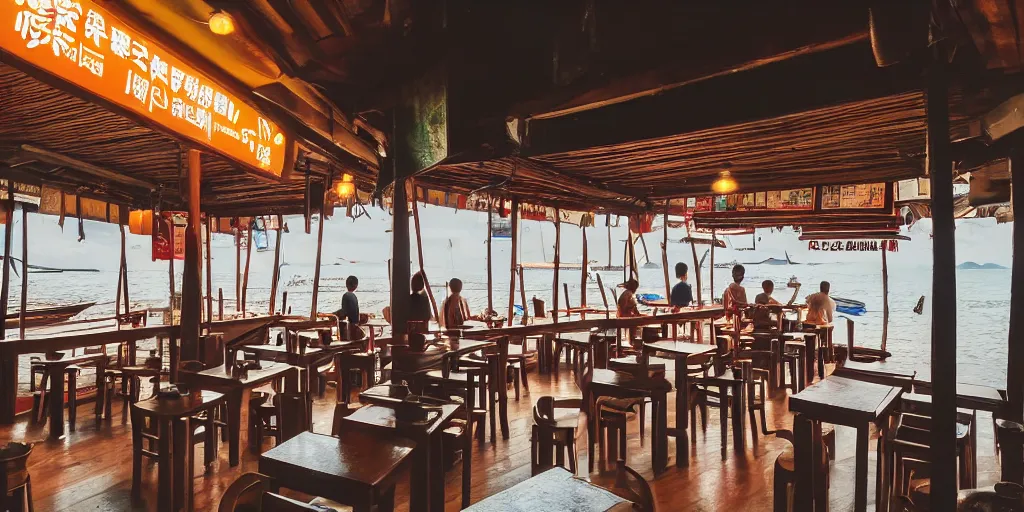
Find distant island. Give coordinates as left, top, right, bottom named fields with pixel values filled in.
left=957, top=261, right=1009, bottom=270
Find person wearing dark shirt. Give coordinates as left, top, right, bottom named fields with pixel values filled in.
left=335, top=275, right=364, bottom=340
left=409, top=272, right=433, bottom=323
left=670, top=262, right=693, bottom=308
left=753, top=279, right=780, bottom=330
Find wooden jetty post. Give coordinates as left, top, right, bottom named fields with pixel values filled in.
left=486, top=196, right=494, bottom=315
left=685, top=221, right=703, bottom=306
left=927, top=38, right=958, bottom=509
left=18, top=207, right=27, bottom=340
left=606, top=215, right=613, bottom=269
left=390, top=176, right=412, bottom=338
left=218, top=288, right=224, bottom=320
left=269, top=214, right=282, bottom=315
left=518, top=264, right=528, bottom=325
left=310, top=186, right=326, bottom=320
left=179, top=149, right=203, bottom=367
left=241, top=225, right=253, bottom=315
left=204, top=215, right=212, bottom=327
left=0, top=186, right=12, bottom=340
left=235, top=228, right=241, bottom=312
left=662, top=207, right=671, bottom=303
left=880, top=248, right=889, bottom=353
left=115, top=224, right=126, bottom=331
left=552, top=207, right=560, bottom=323
left=581, top=223, right=588, bottom=311
left=506, top=199, right=520, bottom=326
left=410, top=184, right=438, bottom=320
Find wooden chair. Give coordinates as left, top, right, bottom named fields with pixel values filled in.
left=772, top=430, right=831, bottom=512
left=251, top=392, right=310, bottom=449
left=30, top=362, right=81, bottom=429
left=531, top=347, right=593, bottom=476
left=0, top=442, right=33, bottom=512
left=605, top=461, right=655, bottom=512
left=219, top=473, right=339, bottom=512
left=423, top=356, right=490, bottom=442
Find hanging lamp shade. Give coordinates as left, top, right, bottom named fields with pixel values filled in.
left=128, top=210, right=153, bottom=235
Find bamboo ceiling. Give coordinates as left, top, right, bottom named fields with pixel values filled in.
left=0, top=63, right=371, bottom=216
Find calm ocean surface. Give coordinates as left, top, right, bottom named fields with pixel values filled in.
left=4, top=206, right=1013, bottom=389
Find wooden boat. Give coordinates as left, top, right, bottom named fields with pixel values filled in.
left=4, top=302, right=95, bottom=328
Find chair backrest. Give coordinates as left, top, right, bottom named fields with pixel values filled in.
left=261, top=493, right=321, bottom=511
left=610, top=462, right=656, bottom=512
left=179, top=360, right=205, bottom=373
left=219, top=473, right=272, bottom=512
left=274, top=393, right=309, bottom=442
left=574, top=344, right=594, bottom=398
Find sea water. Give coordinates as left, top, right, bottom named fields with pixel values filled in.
left=3, top=206, right=1012, bottom=389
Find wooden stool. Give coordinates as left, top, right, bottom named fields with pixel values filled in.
left=108, top=366, right=163, bottom=423
left=0, top=442, right=33, bottom=512
left=31, top=363, right=81, bottom=429
left=338, top=352, right=376, bottom=400
left=781, top=341, right=806, bottom=393
left=773, top=435, right=830, bottom=512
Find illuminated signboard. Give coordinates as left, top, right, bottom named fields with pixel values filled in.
left=2, top=0, right=290, bottom=177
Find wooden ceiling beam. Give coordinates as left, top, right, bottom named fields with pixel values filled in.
left=15, top=144, right=157, bottom=191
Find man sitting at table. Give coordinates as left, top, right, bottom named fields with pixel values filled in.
left=334, top=275, right=365, bottom=340
left=722, top=264, right=748, bottom=319
left=752, top=279, right=780, bottom=330
left=440, top=278, right=477, bottom=328
left=616, top=278, right=642, bottom=318
left=409, top=272, right=433, bottom=323
left=804, top=281, right=836, bottom=327
left=670, top=262, right=693, bottom=309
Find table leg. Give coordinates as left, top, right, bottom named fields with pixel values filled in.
left=429, top=432, right=445, bottom=512
left=172, top=417, right=186, bottom=511
left=409, top=436, right=429, bottom=512
left=876, top=415, right=894, bottom=512
left=0, top=352, right=17, bottom=424
left=462, top=413, right=472, bottom=508
left=793, top=413, right=815, bottom=511
left=158, top=418, right=173, bottom=512
left=655, top=392, right=668, bottom=472
left=94, top=357, right=105, bottom=421
left=719, top=383, right=729, bottom=457
left=48, top=365, right=66, bottom=439
left=804, top=334, right=815, bottom=386
left=587, top=391, right=597, bottom=474
left=227, top=389, right=242, bottom=466
left=674, top=355, right=688, bottom=468
left=854, top=425, right=869, bottom=512
left=732, top=382, right=745, bottom=452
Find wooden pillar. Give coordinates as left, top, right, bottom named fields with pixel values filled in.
left=116, top=227, right=124, bottom=330
left=204, top=216, right=212, bottom=328
left=0, top=186, right=12, bottom=340
left=607, top=215, right=613, bottom=268
left=218, top=288, right=224, bottom=320
left=269, top=215, right=283, bottom=315
left=241, top=226, right=252, bottom=315
left=662, top=207, right=671, bottom=302
left=710, top=230, right=716, bottom=301
left=234, top=229, right=241, bottom=312
left=179, top=149, right=203, bottom=364
left=506, top=199, right=520, bottom=326
left=120, top=224, right=129, bottom=319
left=391, top=177, right=412, bottom=338
left=487, top=197, right=494, bottom=315
left=926, top=39, right=957, bottom=509
left=580, top=224, right=588, bottom=308
left=18, top=208, right=27, bottom=340
left=685, top=222, right=703, bottom=306
left=1007, top=150, right=1024, bottom=422
left=168, top=255, right=175, bottom=321
left=880, top=248, right=890, bottom=353
left=552, top=208, right=560, bottom=322
left=410, top=187, right=439, bottom=320
left=310, top=199, right=326, bottom=320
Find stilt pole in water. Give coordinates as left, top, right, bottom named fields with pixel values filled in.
left=19, top=208, right=27, bottom=340
left=269, top=215, right=283, bottom=315
left=487, top=196, right=494, bottom=316
left=310, top=189, right=326, bottom=320
left=552, top=208, right=560, bottom=323
left=518, top=264, right=528, bottom=325
left=926, top=37, right=957, bottom=510
left=507, top=199, right=519, bottom=326
left=241, top=225, right=252, bottom=316
left=179, top=149, right=203, bottom=363
left=0, top=186, right=12, bottom=340
left=880, top=248, right=889, bottom=353
left=218, top=288, right=224, bottom=320
left=410, top=185, right=438, bottom=320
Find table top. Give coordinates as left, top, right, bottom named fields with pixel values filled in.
left=463, top=468, right=631, bottom=512
left=469, top=306, right=724, bottom=339
left=30, top=352, right=107, bottom=367
left=789, top=375, right=903, bottom=426
left=239, top=342, right=360, bottom=364
left=133, top=390, right=225, bottom=418
left=260, top=431, right=415, bottom=488
left=555, top=331, right=593, bottom=344
left=343, top=403, right=462, bottom=437
left=643, top=340, right=717, bottom=357
left=181, top=361, right=298, bottom=389
left=833, top=361, right=917, bottom=389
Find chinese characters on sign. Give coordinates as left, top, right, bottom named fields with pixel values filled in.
left=4, top=0, right=289, bottom=176
left=808, top=240, right=899, bottom=252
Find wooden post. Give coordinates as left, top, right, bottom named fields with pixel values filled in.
left=168, top=255, right=175, bottom=322
left=179, top=149, right=203, bottom=363
left=685, top=221, right=703, bottom=306
left=487, top=197, right=494, bottom=315
left=116, top=226, right=124, bottom=331
left=662, top=207, right=671, bottom=303
left=518, top=264, right=528, bottom=326
left=410, top=188, right=439, bottom=320
left=18, top=208, right=27, bottom=340
left=241, top=226, right=252, bottom=315
left=552, top=208, right=560, bottom=322
left=927, top=39, right=957, bottom=509
left=1010, top=150, right=1024, bottom=423
left=506, top=199, right=520, bottom=326
left=0, top=186, right=12, bottom=340
left=880, top=248, right=890, bottom=353
left=235, top=229, right=241, bottom=312
left=391, top=177, right=412, bottom=338
left=281, top=291, right=288, bottom=316
left=581, top=224, right=588, bottom=308
left=310, top=198, right=326, bottom=320
left=269, top=215, right=283, bottom=315
left=710, top=230, right=716, bottom=302
left=606, top=215, right=613, bottom=268
left=120, top=224, right=129, bottom=319
left=596, top=273, right=610, bottom=319
left=218, top=288, right=223, bottom=320
left=204, top=216, right=212, bottom=328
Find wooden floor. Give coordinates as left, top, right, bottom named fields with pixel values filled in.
left=1, top=363, right=1002, bottom=511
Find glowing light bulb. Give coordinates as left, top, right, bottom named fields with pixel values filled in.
left=335, top=173, right=355, bottom=199
left=208, top=12, right=235, bottom=35
left=273, top=133, right=284, bottom=145
left=711, top=170, right=738, bottom=194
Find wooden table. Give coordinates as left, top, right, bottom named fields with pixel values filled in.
left=259, top=430, right=415, bottom=512
left=178, top=361, right=299, bottom=466
left=641, top=340, right=718, bottom=469
left=31, top=352, right=107, bottom=439
left=131, top=390, right=225, bottom=512
left=783, top=331, right=819, bottom=387
left=343, top=400, right=463, bottom=512
left=469, top=306, right=724, bottom=340
left=833, top=360, right=916, bottom=390
left=463, top=467, right=631, bottom=511
left=789, top=375, right=903, bottom=512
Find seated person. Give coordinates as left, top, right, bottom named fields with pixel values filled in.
left=334, top=275, right=365, bottom=341
left=440, top=278, right=478, bottom=328
left=752, top=279, right=780, bottom=330
left=804, top=281, right=836, bottom=327
left=616, top=278, right=642, bottom=318
left=670, top=262, right=694, bottom=309
left=409, top=272, right=433, bottom=324
left=722, top=264, right=748, bottom=319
